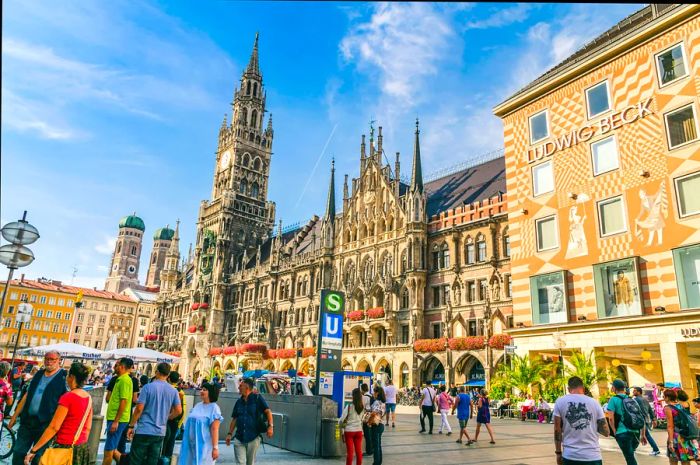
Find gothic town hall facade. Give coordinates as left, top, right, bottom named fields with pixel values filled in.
left=152, top=35, right=514, bottom=388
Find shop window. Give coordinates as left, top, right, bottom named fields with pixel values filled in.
left=593, top=257, right=642, bottom=318
left=597, top=196, right=627, bottom=237
left=675, top=171, right=700, bottom=218
left=586, top=81, right=611, bottom=118
left=673, top=244, right=700, bottom=309
left=529, top=109, right=549, bottom=144
left=591, top=135, right=619, bottom=176
left=532, top=160, right=554, bottom=196
left=535, top=215, right=559, bottom=252
left=503, top=234, right=511, bottom=257
left=530, top=271, right=568, bottom=325
left=656, top=43, right=688, bottom=86
left=665, top=104, right=698, bottom=149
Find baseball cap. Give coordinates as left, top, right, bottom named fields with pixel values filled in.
left=612, top=379, right=627, bottom=390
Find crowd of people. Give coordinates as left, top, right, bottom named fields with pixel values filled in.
left=2, top=354, right=273, bottom=465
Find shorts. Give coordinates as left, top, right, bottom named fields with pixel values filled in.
left=386, top=403, right=396, bottom=413
left=459, top=419, right=469, bottom=429
left=104, top=420, right=128, bottom=451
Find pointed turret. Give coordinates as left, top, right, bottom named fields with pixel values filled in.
left=246, top=32, right=261, bottom=77
left=168, top=220, right=180, bottom=256
left=325, top=159, right=336, bottom=223
left=410, top=118, right=424, bottom=193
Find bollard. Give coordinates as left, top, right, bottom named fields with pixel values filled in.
left=88, top=414, right=104, bottom=465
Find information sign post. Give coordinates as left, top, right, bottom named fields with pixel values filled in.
left=315, top=289, right=345, bottom=397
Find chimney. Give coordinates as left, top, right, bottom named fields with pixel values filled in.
left=20, top=274, right=25, bottom=283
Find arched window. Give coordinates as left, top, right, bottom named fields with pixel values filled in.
left=401, top=250, right=408, bottom=273
left=251, top=182, right=259, bottom=199
left=253, top=158, right=261, bottom=171
left=239, top=179, right=248, bottom=194
left=246, top=81, right=251, bottom=95
left=251, top=110, right=258, bottom=128
left=503, top=231, right=511, bottom=258
left=240, top=108, right=248, bottom=125
left=253, top=82, right=258, bottom=97
left=242, top=153, right=250, bottom=166
left=477, top=235, right=487, bottom=262
left=465, top=237, right=475, bottom=265
left=401, top=289, right=409, bottom=309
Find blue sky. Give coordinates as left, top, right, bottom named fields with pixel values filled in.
left=1, top=1, right=643, bottom=288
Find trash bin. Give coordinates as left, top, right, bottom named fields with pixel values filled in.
left=320, top=418, right=343, bottom=458
left=88, top=414, right=104, bottom=465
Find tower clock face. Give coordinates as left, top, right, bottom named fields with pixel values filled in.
left=220, top=150, right=231, bottom=169
left=128, top=265, right=136, bottom=274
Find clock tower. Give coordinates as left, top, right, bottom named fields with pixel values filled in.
left=186, top=33, right=276, bottom=356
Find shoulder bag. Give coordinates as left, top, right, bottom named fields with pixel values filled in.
left=39, top=395, right=92, bottom=465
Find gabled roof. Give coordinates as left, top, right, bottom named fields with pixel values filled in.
left=425, top=156, right=506, bottom=217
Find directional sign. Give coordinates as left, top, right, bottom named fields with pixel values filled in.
left=16, top=303, right=32, bottom=324
left=504, top=344, right=517, bottom=354
left=315, top=289, right=345, bottom=397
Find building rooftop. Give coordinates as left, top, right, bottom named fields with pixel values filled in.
left=497, top=3, right=683, bottom=112
left=1, top=279, right=136, bottom=303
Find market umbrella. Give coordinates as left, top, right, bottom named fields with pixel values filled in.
left=17, top=342, right=107, bottom=360
left=243, top=369, right=269, bottom=379
left=104, top=347, right=180, bottom=364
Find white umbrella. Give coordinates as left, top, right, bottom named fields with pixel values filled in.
left=105, top=347, right=180, bottom=364
left=17, top=342, right=107, bottom=360
left=104, top=334, right=118, bottom=352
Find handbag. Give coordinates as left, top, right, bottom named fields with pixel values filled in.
left=39, top=395, right=92, bottom=465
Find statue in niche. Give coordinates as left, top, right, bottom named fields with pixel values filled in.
left=566, top=198, right=589, bottom=259
left=492, top=280, right=500, bottom=301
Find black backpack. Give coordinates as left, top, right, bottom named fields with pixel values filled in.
left=616, top=395, right=645, bottom=431
left=673, top=405, right=699, bottom=440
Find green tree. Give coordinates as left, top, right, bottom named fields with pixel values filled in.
left=564, top=350, right=608, bottom=392
left=493, top=354, right=550, bottom=396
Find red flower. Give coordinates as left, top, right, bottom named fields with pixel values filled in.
left=277, top=348, right=296, bottom=359
left=266, top=349, right=277, bottom=359
left=239, top=343, right=267, bottom=354
left=191, top=303, right=200, bottom=310
left=197, top=325, right=205, bottom=332
left=367, top=307, right=385, bottom=319
left=223, top=346, right=237, bottom=355
left=448, top=337, right=486, bottom=351
left=187, top=326, right=196, bottom=333
left=413, top=338, right=447, bottom=353
left=347, top=310, right=364, bottom=321
left=209, top=347, right=223, bottom=356
left=488, top=334, right=512, bottom=350
left=200, top=302, right=209, bottom=309
left=302, top=347, right=316, bottom=357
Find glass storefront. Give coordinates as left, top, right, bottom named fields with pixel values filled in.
left=593, top=257, right=642, bottom=318
left=673, top=244, right=700, bottom=309
left=530, top=271, right=568, bottom=325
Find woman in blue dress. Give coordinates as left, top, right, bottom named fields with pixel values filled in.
left=473, top=389, right=496, bottom=444
left=179, top=382, right=224, bottom=465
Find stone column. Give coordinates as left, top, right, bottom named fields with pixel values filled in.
left=660, top=342, right=695, bottom=394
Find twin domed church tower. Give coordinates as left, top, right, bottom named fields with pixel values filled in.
left=103, top=213, right=177, bottom=293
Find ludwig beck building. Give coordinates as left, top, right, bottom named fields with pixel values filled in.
left=152, top=35, right=514, bottom=387
left=493, top=4, right=700, bottom=395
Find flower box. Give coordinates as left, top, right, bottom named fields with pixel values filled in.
left=277, top=348, right=296, bottom=359
left=240, top=343, right=267, bottom=354
left=266, top=349, right=277, bottom=359
left=223, top=346, right=237, bottom=355
left=191, top=303, right=200, bottom=310
left=413, top=338, right=447, bottom=353
left=187, top=325, right=196, bottom=334
left=367, top=307, right=385, bottom=319
left=144, top=334, right=159, bottom=341
left=488, top=334, right=512, bottom=350
left=197, top=325, right=205, bottom=332
left=448, top=336, right=486, bottom=351
left=165, top=351, right=180, bottom=357
left=302, top=347, right=316, bottom=357
left=209, top=347, right=223, bottom=356
left=347, top=310, right=364, bottom=321
left=200, top=302, right=209, bottom=309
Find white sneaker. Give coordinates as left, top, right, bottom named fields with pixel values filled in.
left=649, top=450, right=661, bottom=456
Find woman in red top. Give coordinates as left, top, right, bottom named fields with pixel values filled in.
left=24, top=362, right=93, bottom=465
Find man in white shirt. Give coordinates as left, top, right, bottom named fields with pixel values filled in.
left=419, top=382, right=437, bottom=434
left=553, top=376, right=609, bottom=465
left=383, top=379, right=398, bottom=428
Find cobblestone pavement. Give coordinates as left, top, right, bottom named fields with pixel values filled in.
left=6, top=413, right=666, bottom=464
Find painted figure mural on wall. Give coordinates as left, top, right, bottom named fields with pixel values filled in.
left=635, top=182, right=668, bottom=246
left=566, top=196, right=589, bottom=259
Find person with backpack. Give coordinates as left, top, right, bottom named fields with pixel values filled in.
left=663, top=389, right=699, bottom=465
left=225, top=377, right=273, bottom=465
left=632, top=386, right=661, bottom=456
left=605, top=379, right=647, bottom=465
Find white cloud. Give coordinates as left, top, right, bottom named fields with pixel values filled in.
left=340, top=3, right=455, bottom=107
left=1, top=89, right=86, bottom=140
left=465, top=4, right=534, bottom=30
left=94, top=236, right=116, bottom=255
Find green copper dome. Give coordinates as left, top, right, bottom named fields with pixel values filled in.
left=153, top=227, right=175, bottom=241
left=119, top=214, right=145, bottom=231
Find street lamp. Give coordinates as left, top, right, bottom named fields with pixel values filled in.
left=0, top=211, right=40, bottom=322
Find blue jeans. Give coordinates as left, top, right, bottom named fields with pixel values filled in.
left=615, top=432, right=639, bottom=465
left=370, top=423, right=384, bottom=465
left=645, top=426, right=659, bottom=452
left=12, top=417, right=50, bottom=465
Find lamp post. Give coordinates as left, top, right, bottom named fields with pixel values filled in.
left=0, top=212, right=40, bottom=322
left=483, top=293, right=492, bottom=389
left=10, top=300, right=32, bottom=370
left=553, top=331, right=567, bottom=395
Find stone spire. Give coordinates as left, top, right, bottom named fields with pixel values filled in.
left=168, top=220, right=180, bottom=255
left=325, top=158, right=336, bottom=223
left=246, top=32, right=260, bottom=76
left=411, top=118, right=424, bottom=193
